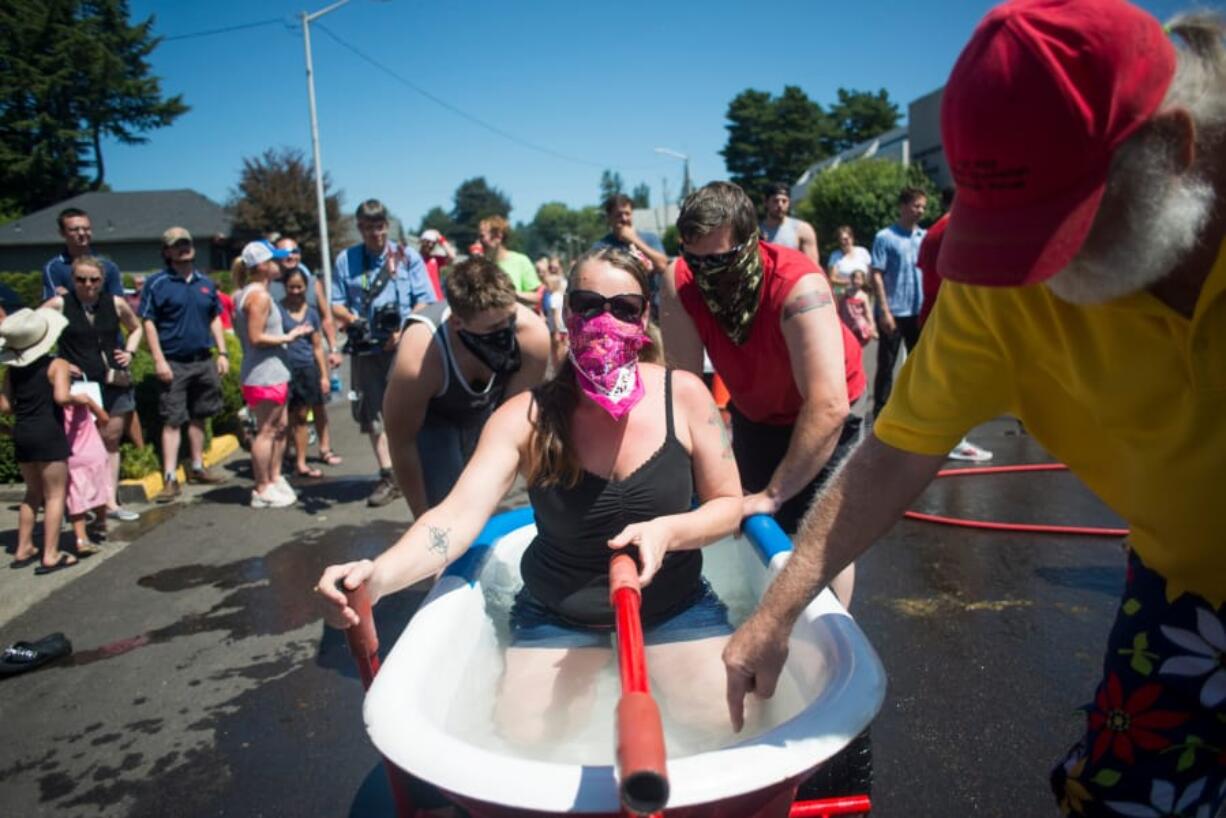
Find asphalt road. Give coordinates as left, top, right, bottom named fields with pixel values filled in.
left=0, top=355, right=1132, bottom=817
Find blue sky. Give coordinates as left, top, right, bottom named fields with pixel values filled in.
left=106, top=0, right=1188, bottom=232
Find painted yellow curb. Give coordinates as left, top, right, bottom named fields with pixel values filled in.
left=117, top=434, right=240, bottom=503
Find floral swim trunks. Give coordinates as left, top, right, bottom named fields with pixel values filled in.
left=1051, top=550, right=1226, bottom=817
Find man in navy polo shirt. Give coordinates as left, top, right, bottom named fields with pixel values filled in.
left=140, top=226, right=230, bottom=502
left=42, top=208, right=124, bottom=299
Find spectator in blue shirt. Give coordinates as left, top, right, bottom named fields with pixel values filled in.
left=329, top=199, right=436, bottom=507
left=139, top=226, right=230, bottom=502
left=42, top=208, right=124, bottom=300
left=870, top=187, right=928, bottom=418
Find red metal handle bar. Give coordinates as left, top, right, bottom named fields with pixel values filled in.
left=341, top=580, right=381, bottom=689
left=790, top=795, right=873, bottom=816
left=610, top=553, right=669, bottom=816
left=340, top=582, right=419, bottom=818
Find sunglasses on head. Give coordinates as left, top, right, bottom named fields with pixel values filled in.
left=568, top=289, right=648, bottom=323
left=75, top=276, right=101, bottom=284
left=681, top=242, right=746, bottom=273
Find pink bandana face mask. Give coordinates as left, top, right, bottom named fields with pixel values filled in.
left=566, top=311, right=651, bottom=420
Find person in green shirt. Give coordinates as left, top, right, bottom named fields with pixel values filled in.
left=478, top=215, right=541, bottom=308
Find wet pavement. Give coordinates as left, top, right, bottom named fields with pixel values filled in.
left=0, top=360, right=1133, bottom=817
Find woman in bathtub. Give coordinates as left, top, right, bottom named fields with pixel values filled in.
left=316, top=246, right=744, bottom=744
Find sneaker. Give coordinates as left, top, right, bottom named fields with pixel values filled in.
left=107, top=507, right=140, bottom=522
left=154, top=478, right=182, bottom=504
left=948, top=439, right=994, bottom=462
left=251, top=488, right=295, bottom=509
left=271, top=476, right=297, bottom=502
left=367, top=475, right=401, bottom=508
left=187, top=467, right=226, bottom=485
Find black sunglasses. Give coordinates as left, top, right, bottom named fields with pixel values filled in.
left=568, top=289, right=648, bottom=323
left=681, top=242, right=746, bottom=273
left=74, top=276, right=102, bottom=284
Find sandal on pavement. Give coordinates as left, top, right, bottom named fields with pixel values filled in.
left=74, top=541, right=102, bottom=558
left=9, top=554, right=38, bottom=570
left=318, top=450, right=343, bottom=466
left=0, top=633, right=73, bottom=678
left=34, top=554, right=79, bottom=575
left=296, top=466, right=324, bottom=479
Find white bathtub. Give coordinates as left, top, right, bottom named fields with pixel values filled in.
left=363, top=508, right=885, bottom=817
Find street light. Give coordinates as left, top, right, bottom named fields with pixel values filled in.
left=654, top=147, right=693, bottom=202
left=300, top=0, right=358, bottom=309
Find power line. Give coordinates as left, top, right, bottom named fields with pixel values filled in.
left=161, top=17, right=288, bottom=42
left=313, top=22, right=629, bottom=171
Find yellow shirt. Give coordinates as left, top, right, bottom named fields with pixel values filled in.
left=875, top=239, right=1226, bottom=605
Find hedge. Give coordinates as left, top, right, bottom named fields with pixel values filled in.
left=794, top=158, right=945, bottom=254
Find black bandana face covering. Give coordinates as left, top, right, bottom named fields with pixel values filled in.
left=458, top=314, right=521, bottom=375
left=688, top=232, right=765, bottom=345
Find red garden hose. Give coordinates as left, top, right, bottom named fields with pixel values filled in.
left=903, top=463, right=1128, bottom=537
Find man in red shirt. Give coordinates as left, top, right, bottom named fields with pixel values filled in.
left=661, top=181, right=866, bottom=604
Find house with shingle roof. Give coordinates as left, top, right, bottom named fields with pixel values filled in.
left=0, top=189, right=231, bottom=274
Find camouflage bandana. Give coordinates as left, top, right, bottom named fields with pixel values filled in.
left=690, top=234, right=764, bottom=345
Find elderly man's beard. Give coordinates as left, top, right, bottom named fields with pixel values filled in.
left=1046, top=139, right=1215, bottom=305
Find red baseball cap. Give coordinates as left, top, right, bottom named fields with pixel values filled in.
left=938, top=0, right=1176, bottom=287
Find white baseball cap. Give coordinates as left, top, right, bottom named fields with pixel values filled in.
left=240, top=240, right=291, bottom=268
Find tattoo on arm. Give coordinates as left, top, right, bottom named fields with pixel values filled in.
left=782, top=290, right=834, bottom=321
left=427, top=525, right=450, bottom=561
left=709, top=407, right=734, bottom=460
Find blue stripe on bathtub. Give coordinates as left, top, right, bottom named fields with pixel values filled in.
left=445, top=506, right=537, bottom=585
left=742, top=514, right=794, bottom=566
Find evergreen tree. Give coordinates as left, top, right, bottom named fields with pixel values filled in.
left=0, top=0, right=187, bottom=216
left=599, top=170, right=624, bottom=203
left=720, top=86, right=828, bottom=206
left=631, top=183, right=651, bottom=209
left=822, top=88, right=902, bottom=155
left=448, top=177, right=511, bottom=249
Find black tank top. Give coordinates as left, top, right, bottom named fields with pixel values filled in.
left=59, top=292, right=118, bottom=382
left=521, top=370, right=702, bottom=627
left=11, top=356, right=64, bottom=428
left=405, top=301, right=508, bottom=430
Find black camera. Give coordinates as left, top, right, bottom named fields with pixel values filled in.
left=373, top=302, right=403, bottom=336
left=343, top=303, right=402, bottom=354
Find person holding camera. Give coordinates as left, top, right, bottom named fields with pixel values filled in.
left=331, top=199, right=437, bottom=507
left=40, top=256, right=144, bottom=524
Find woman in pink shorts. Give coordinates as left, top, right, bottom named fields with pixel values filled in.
left=232, top=241, right=311, bottom=509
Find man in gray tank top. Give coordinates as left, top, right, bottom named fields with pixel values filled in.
left=760, top=181, right=821, bottom=264
left=383, top=257, right=550, bottom=517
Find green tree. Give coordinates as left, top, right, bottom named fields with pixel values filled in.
left=795, top=158, right=943, bottom=254
left=599, top=170, right=624, bottom=203
left=448, top=177, right=511, bottom=249
left=227, top=148, right=348, bottom=273
left=822, top=88, right=901, bottom=155
left=631, top=183, right=651, bottom=209
left=417, top=206, right=456, bottom=237
left=720, top=86, right=829, bottom=206
left=526, top=202, right=604, bottom=259
left=0, top=0, right=187, bottom=215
